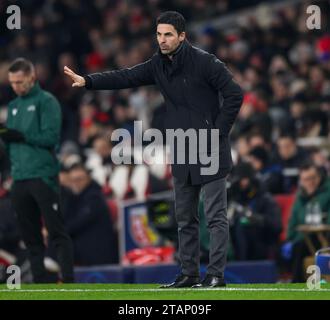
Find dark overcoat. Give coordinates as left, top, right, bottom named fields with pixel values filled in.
left=85, top=40, right=243, bottom=185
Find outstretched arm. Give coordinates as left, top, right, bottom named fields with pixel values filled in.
left=64, top=59, right=155, bottom=90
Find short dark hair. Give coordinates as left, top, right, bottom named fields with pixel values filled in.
left=8, top=58, right=34, bottom=74
left=249, top=146, right=269, bottom=166
left=68, top=163, right=90, bottom=175
left=278, top=132, right=296, bottom=141
left=157, top=11, right=185, bottom=34
left=299, top=161, right=321, bottom=174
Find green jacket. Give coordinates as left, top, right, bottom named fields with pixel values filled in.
left=6, top=82, right=61, bottom=188
left=287, top=178, right=330, bottom=243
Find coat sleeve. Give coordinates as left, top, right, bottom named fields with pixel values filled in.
left=24, top=95, right=61, bottom=148
left=84, top=59, right=155, bottom=90
left=203, top=55, right=243, bottom=136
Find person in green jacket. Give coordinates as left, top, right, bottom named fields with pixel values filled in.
left=282, top=162, right=330, bottom=282
left=0, top=58, right=74, bottom=283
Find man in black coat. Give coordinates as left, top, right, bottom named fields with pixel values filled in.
left=63, top=164, right=118, bottom=266
left=64, top=11, right=243, bottom=288
left=228, top=162, right=282, bottom=260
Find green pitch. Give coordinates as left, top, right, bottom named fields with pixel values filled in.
left=0, top=283, right=330, bottom=300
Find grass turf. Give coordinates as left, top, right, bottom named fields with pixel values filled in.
left=0, top=283, right=330, bottom=300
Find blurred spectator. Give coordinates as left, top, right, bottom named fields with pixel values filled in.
left=309, top=147, right=330, bottom=175
left=270, top=75, right=291, bottom=112
left=63, top=164, right=118, bottom=265
left=85, top=135, right=113, bottom=187
left=285, top=98, right=308, bottom=137
left=247, top=131, right=273, bottom=152
left=52, top=52, right=82, bottom=142
left=246, top=146, right=282, bottom=194
left=283, top=163, right=330, bottom=282
left=231, top=91, right=272, bottom=141
left=0, top=195, right=21, bottom=260
left=228, top=162, right=282, bottom=260
left=234, top=135, right=250, bottom=163
left=0, top=192, right=33, bottom=283
left=272, top=133, right=310, bottom=193
left=303, top=109, right=329, bottom=137
left=59, top=140, right=82, bottom=169
left=112, top=100, right=137, bottom=136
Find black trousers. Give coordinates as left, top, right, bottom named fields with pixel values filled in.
left=11, top=178, right=74, bottom=283
left=173, top=174, right=228, bottom=277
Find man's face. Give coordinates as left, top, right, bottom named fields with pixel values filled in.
left=299, top=167, right=321, bottom=196
left=69, top=168, right=91, bottom=195
left=157, top=24, right=185, bottom=55
left=239, top=177, right=250, bottom=191
left=93, top=138, right=111, bottom=159
left=8, top=71, right=35, bottom=96
left=247, top=155, right=263, bottom=171
left=277, top=137, right=297, bottom=160
left=249, top=135, right=266, bottom=149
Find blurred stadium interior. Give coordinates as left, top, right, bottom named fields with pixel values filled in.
left=0, top=0, right=330, bottom=284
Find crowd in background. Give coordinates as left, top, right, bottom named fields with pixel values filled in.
left=0, top=0, right=330, bottom=282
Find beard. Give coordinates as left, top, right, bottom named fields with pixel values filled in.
left=160, top=41, right=183, bottom=56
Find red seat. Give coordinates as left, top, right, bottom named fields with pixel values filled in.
left=107, top=199, right=119, bottom=224
left=274, top=194, right=296, bottom=242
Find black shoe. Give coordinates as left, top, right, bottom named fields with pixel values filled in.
left=160, top=274, right=200, bottom=288
left=193, top=274, right=226, bottom=288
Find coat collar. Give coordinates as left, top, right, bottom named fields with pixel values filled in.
left=21, top=82, right=41, bottom=98
left=158, top=39, right=191, bottom=75
left=299, top=175, right=328, bottom=201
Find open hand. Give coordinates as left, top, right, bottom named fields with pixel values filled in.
left=63, top=66, right=86, bottom=87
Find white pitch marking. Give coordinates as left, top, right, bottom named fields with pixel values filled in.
left=0, top=288, right=329, bottom=293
